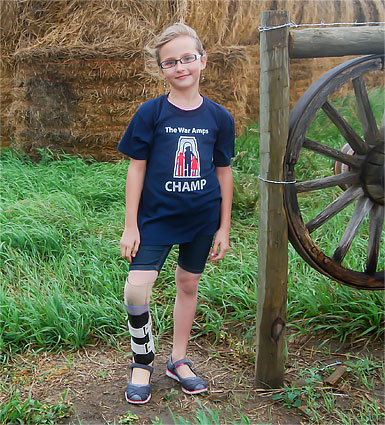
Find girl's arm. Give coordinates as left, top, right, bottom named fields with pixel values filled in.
left=210, top=165, right=233, bottom=261
left=120, top=158, right=147, bottom=262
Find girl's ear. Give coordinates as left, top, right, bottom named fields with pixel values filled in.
left=200, top=55, right=207, bottom=70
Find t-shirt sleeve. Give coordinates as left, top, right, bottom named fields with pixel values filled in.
left=213, top=111, right=235, bottom=167
left=117, top=108, right=153, bottom=159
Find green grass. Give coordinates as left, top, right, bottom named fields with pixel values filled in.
left=0, top=89, right=384, bottom=424
left=0, top=387, right=70, bottom=424
left=167, top=401, right=255, bottom=425
left=1, top=91, right=384, bottom=356
left=0, top=139, right=261, bottom=357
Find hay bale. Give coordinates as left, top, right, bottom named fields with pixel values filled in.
left=8, top=46, right=251, bottom=160
left=1, top=0, right=185, bottom=64
left=0, top=68, right=15, bottom=148
left=1, top=0, right=384, bottom=160
left=7, top=57, right=166, bottom=160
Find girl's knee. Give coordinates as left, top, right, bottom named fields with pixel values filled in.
left=124, top=270, right=158, bottom=307
left=175, top=266, right=200, bottom=296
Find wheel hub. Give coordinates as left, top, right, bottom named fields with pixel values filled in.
left=361, top=142, right=385, bottom=205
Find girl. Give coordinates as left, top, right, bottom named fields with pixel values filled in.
left=118, top=23, right=235, bottom=405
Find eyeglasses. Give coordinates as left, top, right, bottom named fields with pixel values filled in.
left=160, top=54, right=202, bottom=69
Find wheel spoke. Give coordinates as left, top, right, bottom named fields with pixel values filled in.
left=332, top=197, right=373, bottom=264
left=366, top=205, right=385, bottom=274
left=304, top=138, right=361, bottom=169
left=296, top=171, right=359, bottom=193
left=352, top=76, right=380, bottom=145
left=306, top=186, right=363, bottom=233
left=321, top=100, right=368, bottom=154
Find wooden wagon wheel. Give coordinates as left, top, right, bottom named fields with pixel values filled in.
left=284, top=54, right=384, bottom=290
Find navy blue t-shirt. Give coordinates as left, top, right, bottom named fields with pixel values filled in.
left=118, top=95, right=235, bottom=245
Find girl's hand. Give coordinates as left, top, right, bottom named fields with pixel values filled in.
left=120, top=227, right=140, bottom=263
left=209, top=228, right=230, bottom=261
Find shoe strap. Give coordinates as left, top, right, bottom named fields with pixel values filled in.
left=130, top=362, right=154, bottom=373
left=173, top=358, right=192, bottom=368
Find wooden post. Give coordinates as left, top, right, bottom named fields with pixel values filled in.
left=255, top=10, right=290, bottom=389
left=290, top=27, right=385, bottom=58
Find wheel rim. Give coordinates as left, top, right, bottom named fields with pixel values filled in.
left=284, top=54, right=384, bottom=290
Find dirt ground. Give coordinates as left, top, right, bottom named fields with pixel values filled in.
left=2, top=334, right=384, bottom=425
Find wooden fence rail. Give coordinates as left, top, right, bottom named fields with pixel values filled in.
left=290, top=26, right=385, bottom=58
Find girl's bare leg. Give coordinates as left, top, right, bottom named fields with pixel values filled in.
left=172, top=265, right=201, bottom=378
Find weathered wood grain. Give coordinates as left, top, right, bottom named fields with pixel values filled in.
left=295, top=171, right=359, bottom=192
left=352, top=76, right=380, bottom=145
left=255, top=10, right=290, bottom=389
left=290, top=27, right=385, bottom=58
left=324, top=365, right=348, bottom=386
left=303, top=138, right=362, bottom=169
left=321, top=100, right=368, bottom=154
left=306, top=186, right=363, bottom=233
left=333, top=197, right=373, bottom=263
left=366, top=205, right=384, bottom=274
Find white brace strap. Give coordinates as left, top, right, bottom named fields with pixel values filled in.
left=130, top=338, right=155, bottom=355
left=128, top=316, right=153, bottom=339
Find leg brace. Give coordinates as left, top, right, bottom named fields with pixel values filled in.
left=124, top=277, right=155, bottom=364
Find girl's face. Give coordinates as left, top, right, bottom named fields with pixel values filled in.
left=159, top=35, right=207, bottom=93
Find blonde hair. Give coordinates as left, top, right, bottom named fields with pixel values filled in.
left=145, top=23, right=206, bottom=76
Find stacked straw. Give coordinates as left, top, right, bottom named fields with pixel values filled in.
left=1, top=0, right=384, bottom=160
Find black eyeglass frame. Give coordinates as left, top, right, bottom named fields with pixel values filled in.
left=159, top=54, right=202, bottom=70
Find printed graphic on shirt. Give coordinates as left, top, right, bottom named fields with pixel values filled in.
left=173, top=136, right=200, bottom=178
